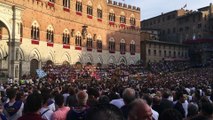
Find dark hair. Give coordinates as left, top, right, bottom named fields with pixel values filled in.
left=55, top=94, right=64, bottom=107
left=23, top=93, right=43, bottom=113
left=98, top=95, right=110, bottom=104
left=159, top=109, right=182, bottom=120
left=201, top=102, right=213, bottom=116
left=86, top=104, right=124, bottom=120
left=142, top=94, right=152, bottom=106
left=6, top=88, right=17, bottom=100
left=189, top=115, right=210, bottom=120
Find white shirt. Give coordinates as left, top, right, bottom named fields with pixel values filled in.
left=3, top=101, right=24, bottom=120
left=152, top=109, right=159, bottom=120
left=40, top=107, right=53, bottom=120
left=110, top=98, right=125, bottom=109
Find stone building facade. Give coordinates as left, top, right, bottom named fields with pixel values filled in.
left=141, top=3, right=213, bottom=64
left=141, top=30, right=189, bottom=64
left=0, top=0, right=141, bottom=79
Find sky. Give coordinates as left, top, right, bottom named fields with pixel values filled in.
left=115, top=0, right=213, bottom=20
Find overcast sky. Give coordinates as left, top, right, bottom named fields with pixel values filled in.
left=115, top=0, right=213, bottom=20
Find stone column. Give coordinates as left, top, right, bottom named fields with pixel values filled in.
left=8, top=5, right=23, bottom=81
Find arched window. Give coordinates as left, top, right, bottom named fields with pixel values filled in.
left=120, top=39, right=126, bottom=54
left=87, top=1, right=93, bottom=16
left=75, top=32, right=82, bottom=47
left=63, top=0, right=70, bottom=8
left=46, top=25, right=54, bottom=43
left=76, top=0, right=82, bottom=12
left=97, top=35, right=102, bottom=52
left=86, top=34, right=93, bottom=50
left=31, top=21, right=40, bottom=40
left=130, top=14, right=136, bottom=26
left=109, top=38, right=115, bottom=53
left=120, top=12, right=126, bottom=24
left=130, top=40, right=136, bottom=55
left=97, top=5, right=102, bottom=19
left=109, top=9, right=115, bottom=22
left=62, top=29, right=70, bottom=44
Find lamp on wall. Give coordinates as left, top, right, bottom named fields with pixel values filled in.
left=82, top=25, right=88, bottom=39
left=71, top=29, right=75, bottom=37
left=93, top=34, right=97, bottom=41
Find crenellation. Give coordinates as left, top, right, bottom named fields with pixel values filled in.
left=118, top=2, right=122, bottom=7
left=107, top=0, right=140, bottom=11
left=113, top=1, right=117, bottom=5
left=123, top=4, right=127, bottom=8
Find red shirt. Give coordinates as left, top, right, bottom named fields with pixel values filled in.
left=18, top=113, right=45, bottom=120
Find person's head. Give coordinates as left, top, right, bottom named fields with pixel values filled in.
left=122, top=88, right=136, bottom=105
left=162, top=90, right=171, bottom=99
left=128, top=99, right=152, bottom=120
left=23, top=93, right=43, bottom=113
left=153, top=95, right=161, bottom=105
left=200, top=102, right=213, bottom=117
left=159, top=109, right=182, bottom=120
left=76, top=91, right=88, bottom=106
left=86, top=104, right=124, bottom=120
left=6, top=88, right=17, bottom=100
left=55, top=94, right=64, bottom=107
left=176, top=91, right=185, bottom=103
left=142, top=94, right=153, bottom=106
left=99, top=95, right=110, bottom=104
left=187, top=103, right=199, bottom=117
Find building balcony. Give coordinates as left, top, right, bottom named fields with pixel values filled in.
left=47, top=2, right=54, bottom=7
left=47, top=42, right=54, bottom=47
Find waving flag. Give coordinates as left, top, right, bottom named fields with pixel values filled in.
left=36, top=69, right=47, bottom=78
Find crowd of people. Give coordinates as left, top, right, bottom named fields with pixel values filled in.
left=0, top=61, right=212, bottom=120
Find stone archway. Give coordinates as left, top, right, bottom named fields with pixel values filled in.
left=0, top=3, right=23, bottom=80
left=30, top=59, right=39, bottom=77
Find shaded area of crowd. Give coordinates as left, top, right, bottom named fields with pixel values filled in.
left=0, top=61, right=212, bottom=120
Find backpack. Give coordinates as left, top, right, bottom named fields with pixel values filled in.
left=68, top=106, right=89, bottom=120
left=4, top=101, right=22, bottom=116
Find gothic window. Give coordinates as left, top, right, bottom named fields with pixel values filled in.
left=120, top=15, right=126, bottom=24
left=130, top=17, right=136, bottom=26
left=97, top=39, right=102, bottom=51
left=63, top=0, right=70, bottom=8
left=76, top=1, right=82, bottom=12
left=109, top=12, right=115, bottom=22
left=86, top=34, right=93, bottom=50
left=109, top=38, right=115, bottom=53
left=75, top=33, right=82, bottom=46
left=46, top=26, right=54, bottom=43
left=31, top=21, right=40, bottom=40
left=130, top=40, right=136, bottom=55
left=97, top=9, right=102, bottom=19
left=87, top=6, right=93, bottom=16
left=62, top=29, right=70, bottom=44
left=120, top=39, right=126, bottom=54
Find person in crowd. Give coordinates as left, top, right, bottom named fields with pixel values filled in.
left=40, top=88, right=53, bottom=120
left=143, top=94, right=159, bottom=120
left=52, top=94, right=70, bottom=120
left=174, top=91, right=186, bottom=118
left=152, top=95, right=161, bottom=114
left=87, top=87, right=99, bottom=107
left=3, top=88, right=24, bottom=120
left=187, top=103, right=199, bottom=119
left=66, top=87, right=77, bottom=107
left=120, top=88, right=136, bottom=119
left=128, top=99, right=153, bottom=120
left=159, top=90, right=173, bottom=115
left=159, top=109, right=182, bottom=120
left=66, top=91, right=89, bottom=120
left=18, top=92, right=44, bottom=120
left=86, top=104, right=124, bottom=120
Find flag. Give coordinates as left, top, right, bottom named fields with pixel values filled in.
left=183, top=4, right=187, bottom=8
left=36, top=69, right=47, bottom=78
